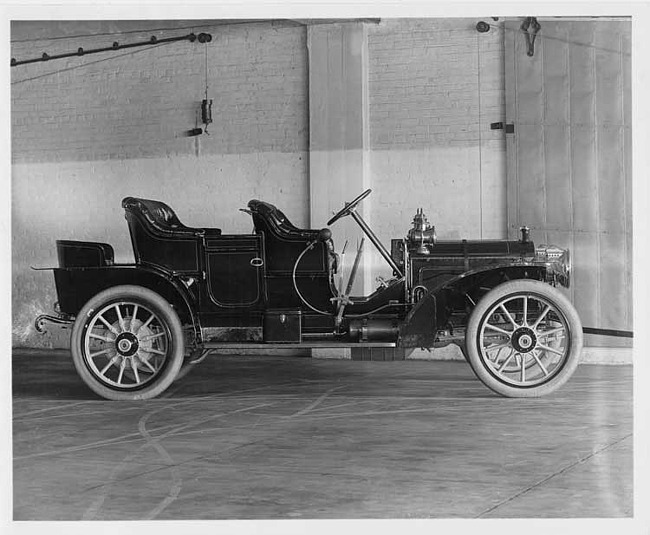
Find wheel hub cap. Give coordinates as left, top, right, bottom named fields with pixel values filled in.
left=115, top=332, right=139, bottom=356
left=511, top=327, right=537, bottom=353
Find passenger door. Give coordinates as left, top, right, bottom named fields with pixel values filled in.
left=204, top=235, right=266, bottom=308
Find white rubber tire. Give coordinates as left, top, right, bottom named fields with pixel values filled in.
left=465, top=280, right=582, bottom=398
left=70, top=285, right=184, bottom=400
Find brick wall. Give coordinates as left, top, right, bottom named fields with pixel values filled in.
left=11, top=20, right=309, bottom=348
left=366, top=18, right=506, bottom=282
left=370, top=18, right=483, bottom=150
left=11, top=20, right=308, bottom=162
left=368, top=18, right=504, bottom=152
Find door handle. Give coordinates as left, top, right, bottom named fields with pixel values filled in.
left=250, top=257, right=264, bottom=267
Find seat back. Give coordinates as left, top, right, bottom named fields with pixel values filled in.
left=247, top=199, right=315, bottom=239
left=247, top=199, right=326, bottom=274
left=122, top=197, right=200, bottom=272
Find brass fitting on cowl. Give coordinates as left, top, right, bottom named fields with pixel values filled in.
left=407, top=208, right=437, bottom=254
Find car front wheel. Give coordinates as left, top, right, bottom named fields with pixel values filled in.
left=70, top=285, right=184, bottom=400
left=465, top=280, right=582, bottom=397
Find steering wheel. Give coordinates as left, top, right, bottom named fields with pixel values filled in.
left=327, top=189, right=372, bottom=226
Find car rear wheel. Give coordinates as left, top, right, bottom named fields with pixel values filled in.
left=70, top=285, right=184, bottom=400
left=465, top=280, right=582, bottom=397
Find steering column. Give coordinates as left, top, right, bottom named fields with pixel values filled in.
left=328, top=189, right=404, bottom=278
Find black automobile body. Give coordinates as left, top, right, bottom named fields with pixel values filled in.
left=36, top=189, right=582, bottom=400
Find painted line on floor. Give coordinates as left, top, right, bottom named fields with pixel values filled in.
left=474, top=432, right=633, bottom=518
left=282, top=385, right=349, bottom=419
left=13, top=404, right=228, bottom=462
left=79, top=434, right=280, bottom=515
left=14, top=401, right=263, bottom=462
left=14, top=432, right=147, bottom=461
left=12, top=400, right=94, bottom=418
left=13, top=405, right=148, bottom=422
left=120, top=403, right=473, bottom=440
left=273, top=404, right=487, bottom=422
left=13, top=393, right=322, bottom=423
left=13, top=382, right=306, bottom=461
left=82, top=401, right=274, bottom=520
left=13, top=396, right=550, bottom=462
left=137, top=407, right=183, bottom=520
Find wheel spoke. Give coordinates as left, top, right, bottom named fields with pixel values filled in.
left=140, top=331, right=166, bottom=343
left=537, top=343, right=565, bottom=356
left=97, top=314, right=119, bottom=335
left=532, top=351, right=550, bottom=376
left=137, top=313, right=156, bottom=334
left=499, top=304, right=519, bottom=329
left=497, top=353, right=515, bottom=372
left=493, top=347, right=515, bottom=364
left=522, top=295, right=528, bottom=326
left=138, top=354, right=157, bottom=373
left=129, top=304, right=139, bottom=332
left=89, top=332, right=114, bottom=343
left=536, top=326, right=566, bottom=339
left=532, top=304, right=551, bottom=329
left=114, top=304, right=126, bottom=332
left=131, top=359, right=140, bottom=384
left=484, top=323, right=512, bottom=336
left=485, top=341, right=512, bottom=352
left=117, top=358, right=126, bottom=384
left=100, top=355, right=119, bottom=375
left=89, top=348, right=112, bottom=359
left=520, top=355, right=526, bottom=382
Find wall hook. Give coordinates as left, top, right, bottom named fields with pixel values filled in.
left=520, top=17, right=541, bottom=57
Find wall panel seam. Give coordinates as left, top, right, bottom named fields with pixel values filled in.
left=593, top=23, right=602, bottom=329
left=619, top=31, right=629, bottom=328
left=566, top=25, right=575, bottom=304
left=541, top=28, right=548, bottom=246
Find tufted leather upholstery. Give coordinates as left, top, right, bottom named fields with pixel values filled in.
left=247, top=199, right=317, bottom=240
left=122, top=197, right=221, bottom=272
left=122, top=197, right=220, bottom=238
left=247, top=199, right=334, bottom=275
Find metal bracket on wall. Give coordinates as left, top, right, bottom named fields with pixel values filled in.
left=583, top=327, right=633, bottom=338
left=520, top=17, right=541, bottom=57
left=11, top=32, right=212, bottom=67
left=490, top=122, right=515, bottom=134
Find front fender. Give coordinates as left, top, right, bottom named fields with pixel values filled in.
left=398, top=293, right=437, bottom=348
left=398, top=264, right=549, bottom=349
left=53, top=264, right=199, bottom=329
left=439, top=264, right=549, bottom=295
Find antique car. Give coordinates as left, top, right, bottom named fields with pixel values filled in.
left=36, top=189, right=582, bottom=400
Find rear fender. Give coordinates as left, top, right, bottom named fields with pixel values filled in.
left=53, top=265, right=199, bottom=334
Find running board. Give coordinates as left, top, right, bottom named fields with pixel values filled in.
left=201, top=341, right=397, bottom=350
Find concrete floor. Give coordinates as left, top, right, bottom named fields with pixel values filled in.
left=12, top=349, right=632, bottom=520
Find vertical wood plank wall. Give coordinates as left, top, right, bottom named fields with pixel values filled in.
left=505, top=19, right=632, bottom=347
